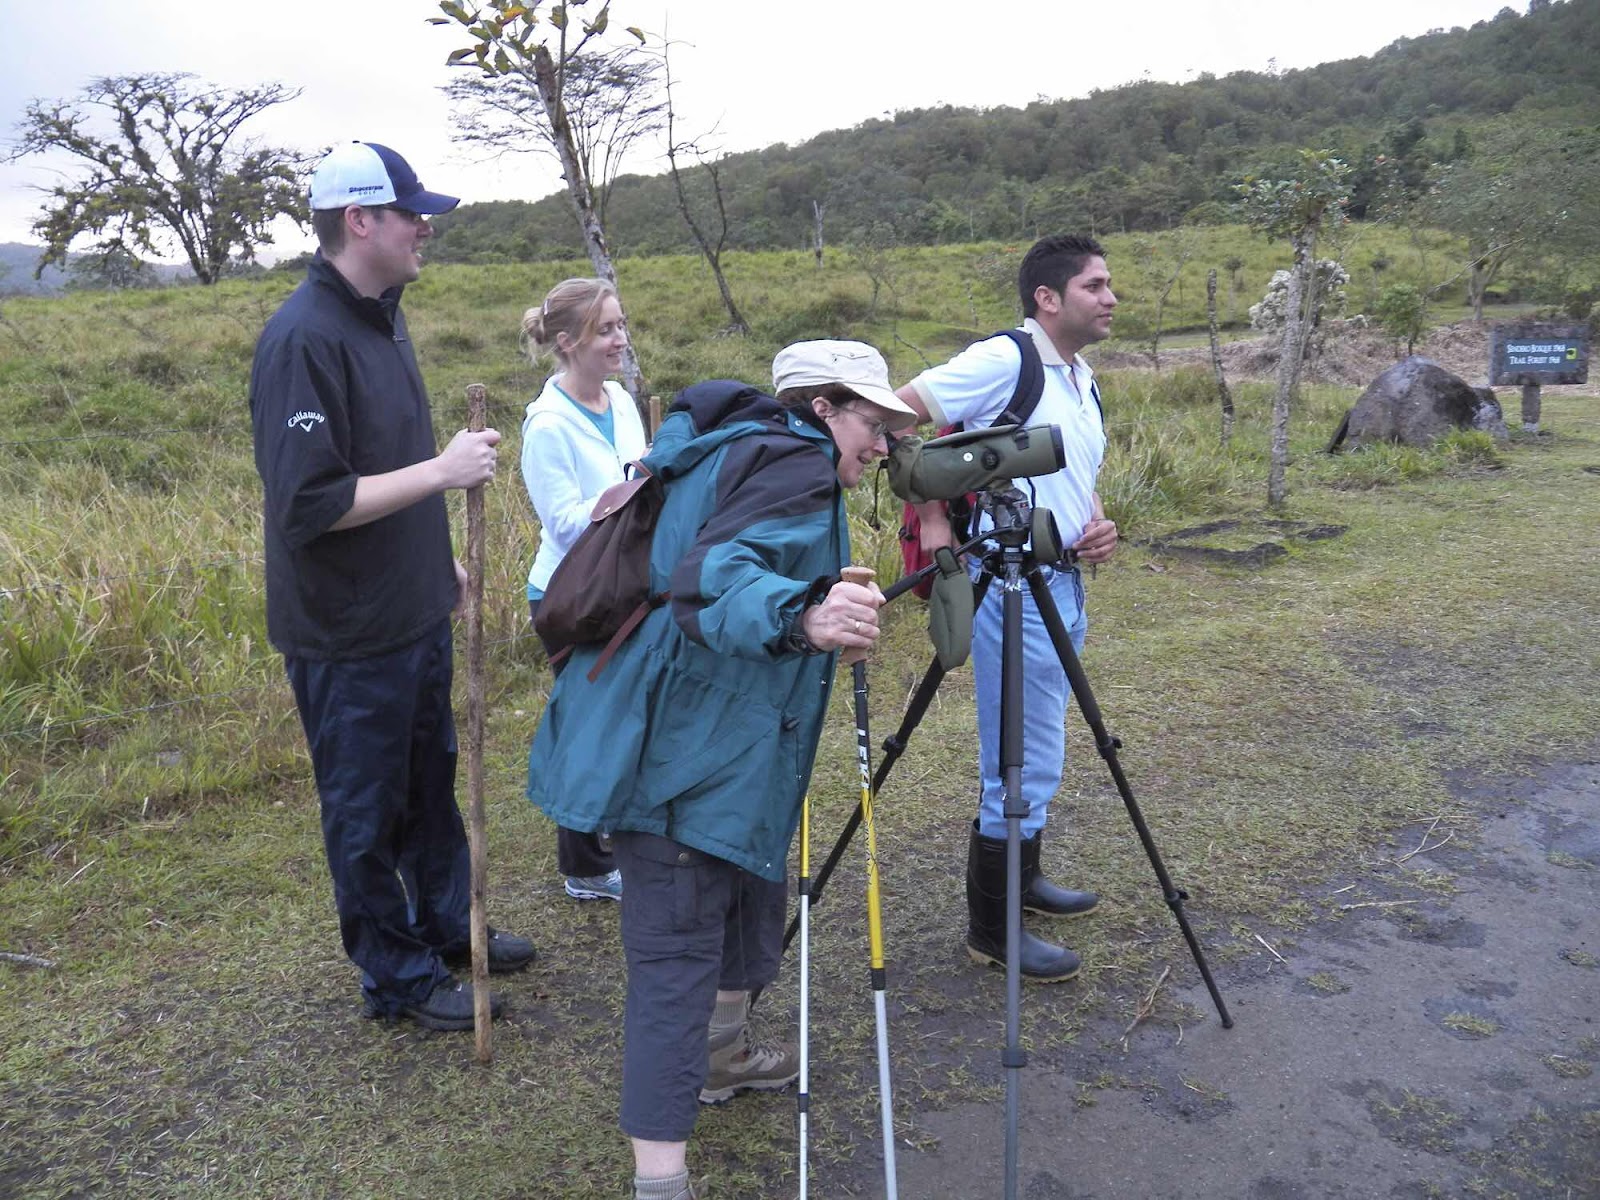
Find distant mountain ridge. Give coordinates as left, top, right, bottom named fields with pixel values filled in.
left=428, top=0, right=1600, bottom=262
left=0, top=243, right=70, bottom=295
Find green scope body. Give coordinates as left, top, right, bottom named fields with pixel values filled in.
left=885, top=423, right=1066, bottom=505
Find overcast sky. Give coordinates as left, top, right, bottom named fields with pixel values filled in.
left=0, top=0, right=1521, bottom=260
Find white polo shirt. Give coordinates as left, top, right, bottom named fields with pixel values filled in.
left=906, top=318, right=1105, bottom=545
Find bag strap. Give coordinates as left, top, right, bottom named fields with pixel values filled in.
left=585, top=592, right=672, bottom=683
left=991, top=329, right=1045, bottom=428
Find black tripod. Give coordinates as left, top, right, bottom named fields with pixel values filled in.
left=788, top=487, right=1233, bottom=1200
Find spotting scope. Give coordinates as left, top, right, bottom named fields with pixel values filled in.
left=885, top=423, right=1065, bottom=505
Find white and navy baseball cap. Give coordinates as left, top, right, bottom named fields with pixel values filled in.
left=309, top=142, right=460, bottom=215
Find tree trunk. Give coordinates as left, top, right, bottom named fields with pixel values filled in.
left=813, top=200, right=825, bottom=269
left=1268, top=230, right=1313, bottom=509
left=1469, top=262, right=1486, bottom=324
left=530, top=45, right=646, bottom=409
left=1207, top=269, right=1234, bottom=447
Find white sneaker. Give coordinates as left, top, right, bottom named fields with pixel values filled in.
left=564, top=869, right=622, bottom=901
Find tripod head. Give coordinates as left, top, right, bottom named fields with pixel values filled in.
left=973, top=484, right=1069, bottom=568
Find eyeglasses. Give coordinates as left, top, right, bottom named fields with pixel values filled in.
left=375, top=204, right=429, bottom=225
left=838, top=406, right=891, bottom=442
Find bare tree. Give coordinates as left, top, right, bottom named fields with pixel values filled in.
left=1206, top=269, right=1234, bottom=446
left=434, top=0, right=647, bottom=399
left=1130, top=230, right=1194, bottom=371
left=442, top=45, right=664, bottom=233
left=656, top=41, right=747, bottom=334
left=8, top=73, right=308, bottom=285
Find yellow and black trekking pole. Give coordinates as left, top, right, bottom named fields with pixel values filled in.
left=797, top=791, right=812, bottom=1198
left=840, top=565, right=898, bottom=1200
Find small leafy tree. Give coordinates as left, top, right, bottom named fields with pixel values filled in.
left=1236, top=150, right=1351, bottom=508
left=8, top=73, right=308, bottom=285
left=433, top=0, right=648, bottom=398
left=1222, top=254, right=1245, bottom=323
left=1373, top=284, right=1428, bottom=356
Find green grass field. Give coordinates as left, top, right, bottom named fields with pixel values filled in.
left=3, top=236, right=1596, bottom=1198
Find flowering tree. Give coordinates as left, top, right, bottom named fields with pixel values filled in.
left=1248, top=260, right=1348, bottom=332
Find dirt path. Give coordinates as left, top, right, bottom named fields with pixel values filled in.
left=884, top=756, right=1600, bottom=1199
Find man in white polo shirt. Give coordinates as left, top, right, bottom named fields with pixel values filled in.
left=895, top=234, right=1120, bottom=983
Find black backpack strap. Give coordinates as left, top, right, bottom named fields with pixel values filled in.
left=1089, top=377, right=1104, bottom=423
left=991, top=329, right=1045, bottom=428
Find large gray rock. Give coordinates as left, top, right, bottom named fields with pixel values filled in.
left=1341, top=356, right=1509, bottom=449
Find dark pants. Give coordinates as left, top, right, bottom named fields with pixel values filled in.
left=285, top=619, right=468, bottom=1013
left=529, top=596, right=616, bottom=879
left=612, top=832, right=787, bottom=1142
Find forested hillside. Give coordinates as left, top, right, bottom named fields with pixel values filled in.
left=430, top=0, right=1600, bottom=262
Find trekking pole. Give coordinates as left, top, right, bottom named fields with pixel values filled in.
left=782, top=559, right=994, bottom=957
left=464, top=383, right=492, bottom=1064
left=840, top=565, right=898, bottom=1200
left=797, top=791, right=812, bottom=1199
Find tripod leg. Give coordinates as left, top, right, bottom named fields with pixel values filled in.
left=1025, top=568, right=1235, bottom=1029
left=997, top=565, right=1030, bottom=1200
left=780, top=570, right=998, bottom=958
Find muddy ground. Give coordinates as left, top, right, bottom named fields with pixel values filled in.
left=872, top=755, right=1599, bottom=1200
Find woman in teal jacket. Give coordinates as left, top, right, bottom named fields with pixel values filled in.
left=527, top=341, right=918, bottom=1200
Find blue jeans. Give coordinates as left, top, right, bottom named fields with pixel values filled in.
left=971, top=564, right=1086, bottom=839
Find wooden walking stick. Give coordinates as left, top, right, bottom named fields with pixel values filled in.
left=464, top=382, right=492, bottom=1064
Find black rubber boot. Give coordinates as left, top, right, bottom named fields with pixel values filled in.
left=965, top=823, right=1080, bottom=983
left=1021, top=831, right=1100, bottom=919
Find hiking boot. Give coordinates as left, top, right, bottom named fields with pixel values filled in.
left=564, top=869, right=623, bottom=902
left=966, top=823, right=1080, bottom=983
left=699, top=1023, right=799, bottom=1104
left=442, top=928, right=537, bottom=974
left=1021, top=831, right=1100, bottom=919
left=366, top=976, right=504, bottom=1031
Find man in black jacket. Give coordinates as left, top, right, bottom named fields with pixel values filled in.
left=249, top=142, right=533, bottom=1029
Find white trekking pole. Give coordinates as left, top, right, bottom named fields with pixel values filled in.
left=797, top=791, right=813, bottom=1198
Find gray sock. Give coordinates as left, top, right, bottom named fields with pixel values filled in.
left=709, top=992, right=747, bottom=1037
left=634, top=1169, right=691, bottom=1200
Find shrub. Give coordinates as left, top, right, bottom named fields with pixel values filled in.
left=1373, top=284, right=1428, bottom=355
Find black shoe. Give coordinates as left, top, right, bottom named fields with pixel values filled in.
left=1021, top=831, right=1100, bottom=919
left=442, top=928, right=536, bottom=974
left=366, top=977, right=504, bottom=1031
left=966, top=823, right=1080, bottom=983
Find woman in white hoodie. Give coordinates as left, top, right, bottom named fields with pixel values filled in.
left=520, top=277, right=648, bottom=902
